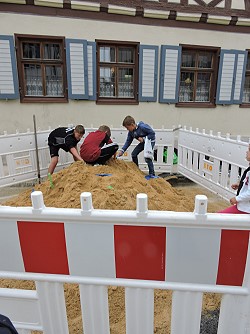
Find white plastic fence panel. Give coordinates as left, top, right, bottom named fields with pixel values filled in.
left=16, top=330, right=31, bottom=334
left=80, top=284, right=110, bottom=334
left=0, top=127, right=176, bottom=187
left=0, top=288, right=41, bottom=332
left=230, top=164, right=240, bottom=186
left=217, top=294, right=250, bottom=334
left=1, top=194, right=250, bottom=332
left=125, top=287, right=154, bottom=334
left=171, top=291, right=203, bottom=334
left=178, top=127, right=250, bottom=200
left=36, top=281, right=68, bottom=334
left=212, top=159, right=220, bottom=184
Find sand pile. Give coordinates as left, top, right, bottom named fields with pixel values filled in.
left=5, top=159, right=194, bottom=212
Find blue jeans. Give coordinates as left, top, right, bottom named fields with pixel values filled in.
left=131, top=141, right=155, bottom=176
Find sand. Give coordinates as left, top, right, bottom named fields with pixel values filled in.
left=1, top=159, right=229, bottom=334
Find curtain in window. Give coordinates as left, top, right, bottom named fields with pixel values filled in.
left=45, top=66, right=63, bottom=96
left=24, top=64, right=43, bottom=96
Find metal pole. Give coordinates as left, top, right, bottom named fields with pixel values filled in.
left=33, top=115, right=41, bottom=184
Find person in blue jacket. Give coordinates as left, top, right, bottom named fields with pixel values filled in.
left=117, top=115, right=156, bottom=177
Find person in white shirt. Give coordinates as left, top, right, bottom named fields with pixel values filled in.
left=219, top=144, right=250, bottom=214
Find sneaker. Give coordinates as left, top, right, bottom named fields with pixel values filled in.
left=145, top=174, right=159, bottom=180
left=47, top=173, right=54, bottom=189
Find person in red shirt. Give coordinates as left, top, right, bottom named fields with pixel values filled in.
left=80, top=125, right=118, bottom=165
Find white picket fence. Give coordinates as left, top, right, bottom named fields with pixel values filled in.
left=178, top=127, right=250, bottom=201
left=1, top=124, right=250, bottom=200
left=0, top=126, right=176, bottom=188
left=1, top=191, right=250, bottom=334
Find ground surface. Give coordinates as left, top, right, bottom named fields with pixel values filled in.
left=0, top=160, right=229, bottom=334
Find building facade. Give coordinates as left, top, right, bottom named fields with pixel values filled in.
left=0, top=0, right=250, bottom=134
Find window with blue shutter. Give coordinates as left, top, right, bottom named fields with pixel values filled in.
left=87, top=41, right=97, bottom=101
left=0, top=35, right=19, bottom=100
left=159, top=45, right=181, bottom=103
left=216, top=50, right=247, bottom=105
left=66, top=39, right=88, bottom=100
left=15, top=35, right=66, bottom=102
left=96, top=41, right=138, bottom=104
left=139, top=45, right=158, bottom=102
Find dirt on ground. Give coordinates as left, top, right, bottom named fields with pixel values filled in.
left=0, top=159, right=229, bottom=334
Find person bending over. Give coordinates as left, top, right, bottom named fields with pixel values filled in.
left=48, top=125, right=85, bottom=175
left=117, top=115, right=156, bottom=177
left=80, top=125, right=118, bottom=165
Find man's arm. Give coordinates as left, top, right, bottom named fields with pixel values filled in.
left=121, top=132, right=133, bottom=152
left=69, top=147, right=83, bottom=161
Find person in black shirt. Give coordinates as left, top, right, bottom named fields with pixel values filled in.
left=48, top=125, right=85, bottom=175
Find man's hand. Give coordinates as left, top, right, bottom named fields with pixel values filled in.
left=231, top=183, right=239, bottom=190
left=137, top=137, right=144, bottom=143
left=230, top=197, right=237, bottom=205
left=116, top=150, right=123, bottom=157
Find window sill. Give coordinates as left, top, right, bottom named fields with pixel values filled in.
left=175, top=102, right=216, bottom=108
left=96, top=98, right=139, bottom=105
left=20, top=97, right=68, bottom=103
left=240, top=104, right=250, bottom=108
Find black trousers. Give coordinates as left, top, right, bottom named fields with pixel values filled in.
left=91, top=143, right=119, bottom=165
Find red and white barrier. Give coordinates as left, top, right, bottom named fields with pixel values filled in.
left=0, top=191, right=249, bottom=286
left=1, top=192, right=250, bottom=333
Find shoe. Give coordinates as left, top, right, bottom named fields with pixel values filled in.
left=48, top=173, right=54, bottom=189
left=145, top=174, right=159, bottom=180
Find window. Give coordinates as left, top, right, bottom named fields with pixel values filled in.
left=178, top=46, right=219, bottom=106
left=242, top=52, right=250, bottom=105
left=96, top=41, right=139, bottom=104
left=15, top=35, right=67, bottom=102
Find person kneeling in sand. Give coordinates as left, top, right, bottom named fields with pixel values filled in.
left=80, top=125, right=118, bottom=165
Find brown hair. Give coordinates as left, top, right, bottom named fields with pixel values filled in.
left=75, top=124, right=85, bottom=135
left=98, top=125, right=111, bottom=137
left=122, top=116, right=135, bottom=127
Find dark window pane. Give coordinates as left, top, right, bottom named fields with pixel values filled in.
left=23, top=43, right=40, bottom=59
left=179, top=72, right=194, bottom=101
left=243, top=75, right=250, bottom=103
left=198, top=53, right=212, bottom=69
left=246, top=55, right=250, bottom=71
left=45, top=66, right=63, bottom=96
left=99, top=67, right=115, bottom=97
left=24, top=64, right=42, bottom=96
left=118, top=48, right=134, bottom=63
left=99, top=47, right=115, bottom=62
left=44, top=44, right=61, bottom=60
left=118, top=68, right=134, bottom=97
left=182, top=53, right=195, bottom=67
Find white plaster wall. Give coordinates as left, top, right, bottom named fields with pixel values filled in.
left=0, top=12, right=249, bottom=135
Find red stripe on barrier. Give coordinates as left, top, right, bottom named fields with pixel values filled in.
left=17, top=221, right=69, bottom=275
left=114, top=225, right=166, bottom=281
left=216, top=230, right=249, bottom=286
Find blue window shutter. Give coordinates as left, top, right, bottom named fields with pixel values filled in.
left=216, top=50, right=247, bottom=105
left=159, top=45, right=181, bottom=103
left=66, top=39, right=88, bottom=100
left=233, top=51, right=247, bottom=104
left=87, top=42, right=96, bottom=101
left=139, top=45, right=158, bottom=102
left=0, top=36, right=19, bottom=100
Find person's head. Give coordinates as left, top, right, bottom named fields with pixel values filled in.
left=98, top=125, right=111, bottom=137
left=74, top=125, right=85, bottom=140
left=122, top=116, right=136, bottom=131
